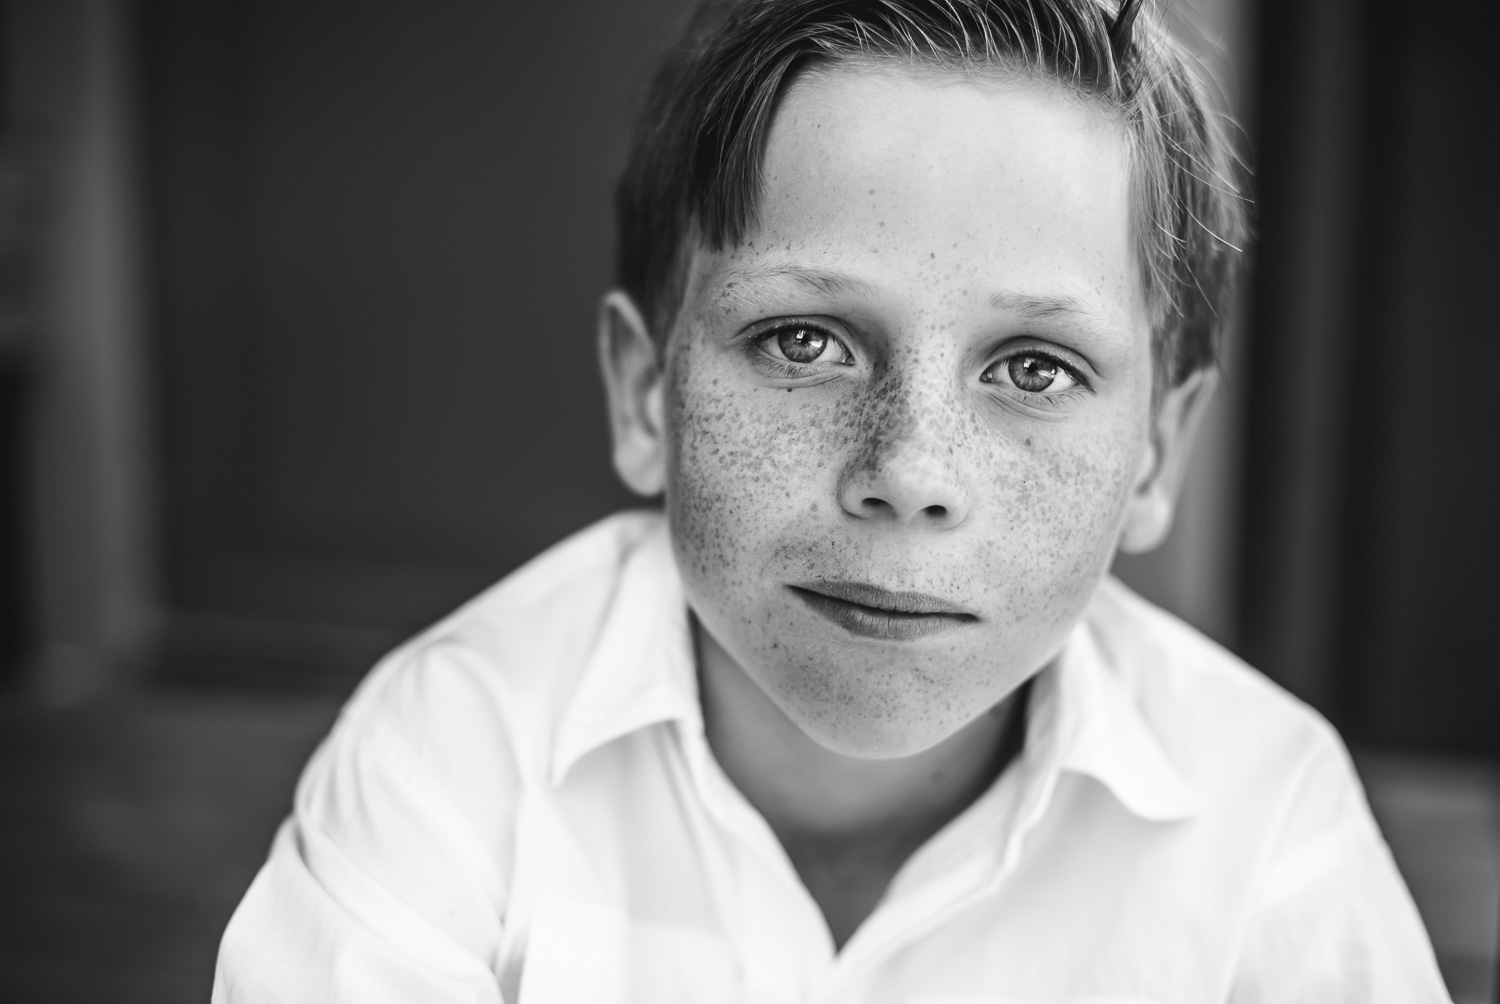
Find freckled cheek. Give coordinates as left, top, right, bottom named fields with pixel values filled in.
left=664, top=373, right=846, bottom=570
left=971, top=429, right=1140, bottom=600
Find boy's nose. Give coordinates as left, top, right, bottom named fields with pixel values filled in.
left=837, top=435, right=970, bottom=529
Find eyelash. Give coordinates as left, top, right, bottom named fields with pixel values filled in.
left=983, top=348, right=1092, bottom=397
left=747, top=321, right=855, bottom=375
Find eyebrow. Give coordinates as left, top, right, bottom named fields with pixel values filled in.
left=717, top=263, right=882, bottom=302
left=986, top=290, right=1112, bottom=324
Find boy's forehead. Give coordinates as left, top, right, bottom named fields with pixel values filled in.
left=683, top=63, right=1145, bottom=334
left=759, top=65, right=1131, bottom=254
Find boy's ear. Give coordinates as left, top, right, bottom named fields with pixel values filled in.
left=598, top=290, right=668, bottom=497
left=1118, top=367, right=1218, bottom=554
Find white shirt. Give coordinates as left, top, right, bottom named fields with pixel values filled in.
left=213, top=512, right=1451, bottom=1003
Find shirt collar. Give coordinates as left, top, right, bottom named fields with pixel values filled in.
left=551, top=526, right=1197, bottom=826
left=550, top=517, right=700, bottom=786
left=1035, top=609, right=1199, bottom=823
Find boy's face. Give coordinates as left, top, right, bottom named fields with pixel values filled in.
left=605, top=65, right=1207, bottom=758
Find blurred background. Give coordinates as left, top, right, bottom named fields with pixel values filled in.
left=0, top=0, right=1496, bottom=1000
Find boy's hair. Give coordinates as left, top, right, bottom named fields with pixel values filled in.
left=615, top=0, right=1246, bottom=387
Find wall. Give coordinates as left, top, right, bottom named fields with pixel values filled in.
left=4, top=0, right=157, bottom=701
left=143, top=2, right=685, bottom=689
left=1242, top=0, right=1500, bottom=751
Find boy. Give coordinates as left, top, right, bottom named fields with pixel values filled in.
left=214, top=0, right=1451, bottom=1000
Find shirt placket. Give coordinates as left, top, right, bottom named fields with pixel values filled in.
left=815, top=669, right=1073, bottom=1002
left=673, top=717, right=839, bottom=1003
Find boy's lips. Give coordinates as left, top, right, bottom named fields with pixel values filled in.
left=788, top=582, right=979, bottom=641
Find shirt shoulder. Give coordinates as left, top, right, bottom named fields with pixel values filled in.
left=294, top=510, right=670, bottom=906
left=277, top=513, right=669, bottom=957
left=215, top=513, right=673, bottom=999
left=1079, top=580, right=1448, bottom=1000
left=334, top=510, right=666, bottom=783
left=1087, top=576, right=1365, bottom=845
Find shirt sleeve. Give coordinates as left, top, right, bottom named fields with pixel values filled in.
left=1227, top=740, right=1453, bottom=1004
left=212, top=652, right=517, bottom=1004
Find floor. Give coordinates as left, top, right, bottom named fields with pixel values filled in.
left=0, top=691, right=1495, bottom=1003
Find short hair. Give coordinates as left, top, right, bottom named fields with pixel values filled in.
left=614, top=0, right=1247, bottom=387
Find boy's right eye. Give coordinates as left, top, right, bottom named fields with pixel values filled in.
left=750, top=321, right=854, bottom=368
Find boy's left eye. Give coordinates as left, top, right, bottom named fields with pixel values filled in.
left=982, top=352, right=1084, bottom=394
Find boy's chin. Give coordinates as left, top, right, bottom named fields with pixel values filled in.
left=778, top=691, right=980, bottom=761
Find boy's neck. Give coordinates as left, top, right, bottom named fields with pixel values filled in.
left=694, top=619, right=1030, bottom=945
